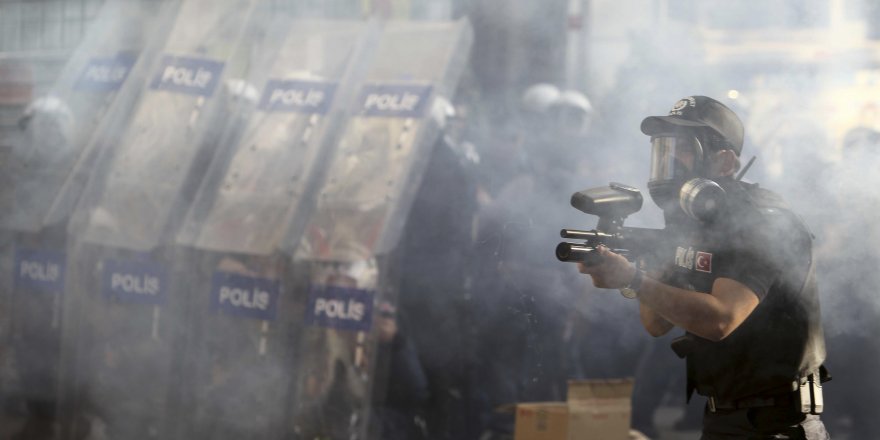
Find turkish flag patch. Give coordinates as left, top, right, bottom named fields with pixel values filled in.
left=695, top=251, right=713, bottom=273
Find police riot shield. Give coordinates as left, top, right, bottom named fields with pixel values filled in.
left=172, top=20, right=378, bottom=440
left=298, top=20, right=473, bottom=261
left=68, top=0, right=264, bottom=251
left=1, top=0, right=175, bottom=233
left=177, top=19, right=376, bottom=255
left=291, top=19, right=473, bottom=440
left=57, top=1, right=268, bottom=438
left=0, top=2, right=176, bottom=437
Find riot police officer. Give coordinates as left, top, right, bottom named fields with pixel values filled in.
left=578, top=96, right=831, bottom=439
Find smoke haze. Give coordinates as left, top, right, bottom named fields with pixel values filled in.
left=0, top=1, right=877, bottom=439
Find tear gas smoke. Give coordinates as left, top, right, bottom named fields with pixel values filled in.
left=0, top=1, right=877, bottom=439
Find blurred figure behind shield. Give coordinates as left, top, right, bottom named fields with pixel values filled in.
left=372, top=301, right=430, bottom=440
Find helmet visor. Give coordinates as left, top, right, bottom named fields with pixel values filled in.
left=649, top=136, right=704, bottom=182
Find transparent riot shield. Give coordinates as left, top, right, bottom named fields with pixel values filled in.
left=68, top=0, right=264, bottom=251
left=292, top=19, right=473, bottom=440
left=1, top=0, right=176, bottom=233
left=172, top=20, right=378, bottom=440
left=177, top=19, right=375, bottom=255
left=298, top=20, right=473, bottom=262
left=57, top=1, right=268, bottom=438
left=0, top=2, right=176, bottom=438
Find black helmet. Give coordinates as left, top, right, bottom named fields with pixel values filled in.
left=641, top=95, right=743, bottom=155
left=641, top=96, right=743, bottom=213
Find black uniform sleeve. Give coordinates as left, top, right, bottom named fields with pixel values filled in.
left=713, top=245, right=779, bottom=301
left=712, top=207, right=801, bottom=301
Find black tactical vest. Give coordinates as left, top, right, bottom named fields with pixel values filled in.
left=664, top=181, right=826, bottom=401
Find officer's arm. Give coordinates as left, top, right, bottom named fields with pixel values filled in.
left=639, top=302, right=674, bottom=337
left=636, top=276, right=759, bottom=342
left=638, top=270, right=674, bottom=336
left=581, top=246, right=760, bottom=341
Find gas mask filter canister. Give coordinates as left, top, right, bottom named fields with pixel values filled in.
left=679, top=178, right=726, bottom=222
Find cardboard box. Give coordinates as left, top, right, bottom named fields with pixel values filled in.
left=513, top=379, right=634, bottom=440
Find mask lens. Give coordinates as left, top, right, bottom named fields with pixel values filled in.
left=649, top=136, right=703, bottom=182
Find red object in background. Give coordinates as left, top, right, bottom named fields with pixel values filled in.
left=0, top=61, right=33, bottom=105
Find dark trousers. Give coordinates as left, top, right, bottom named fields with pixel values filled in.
left=700, top=405, right=831, bottom=440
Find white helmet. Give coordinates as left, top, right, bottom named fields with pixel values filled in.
left=224, top=78, right=260, bottom=103
left=521, top=83, right=561, bottom=114
left=18, top=94, right=75, bottom=165
left=430, top=95, right=456, bottom=129
left=19, top=94, right=74, bottom=136
left=553, top=89, right=593, bottom=114
left=548, top=89, right=594, bottom=135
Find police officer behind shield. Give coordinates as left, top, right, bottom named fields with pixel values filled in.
left=578, top=96, right=831, bottom=439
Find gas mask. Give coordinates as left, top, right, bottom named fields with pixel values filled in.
left=648, top=134, right=727, bottom=222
